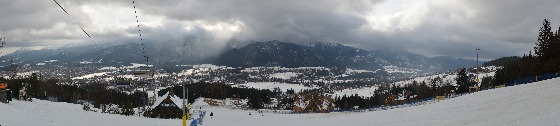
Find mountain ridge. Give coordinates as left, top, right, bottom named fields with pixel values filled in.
left=1, top=40, right=475, bottom=73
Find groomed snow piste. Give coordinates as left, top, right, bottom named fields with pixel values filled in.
left=3, top=78, right=560, bottom=126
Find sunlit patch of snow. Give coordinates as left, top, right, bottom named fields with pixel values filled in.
left=269, top=72, right=301, bottom=79
left=383, top=65, right=421, bottom=74
left=72, top=72, right=109, bottom=80
left=332, top=86, right=379, bottom=97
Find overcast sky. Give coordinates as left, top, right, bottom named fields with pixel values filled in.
left=1, top=0, right=560, bottom=60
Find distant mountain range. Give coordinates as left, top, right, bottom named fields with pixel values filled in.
left=216, top=41, right=475, bottom=73
left=1, top=40, right=475, bottom=73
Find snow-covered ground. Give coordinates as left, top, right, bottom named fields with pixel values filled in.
left=332, top=86, right=379, bottom=97
left=205, top=78, right=560, bottom=125
left=71, top=72, right=108, bottom=80
left=3, top=78, right=560, bottom=126
left=394, top=66, right=498, bottom=87
left=394, top=73, right=458, bottom=87
left=333, top=66, right=499, bottom=97
left=269, top=72, right=301, bottom=79
left=233, top=82, right=315, bottom=92
left=1, top=100, right=178, bottom=126
left=99, top=66, right=117, bottom=71
left=384, top=65, right=421, bottom=74
left=346, top=68, right=377, bottom=73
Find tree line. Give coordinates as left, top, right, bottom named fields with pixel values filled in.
left=333, top=68, right=475, bottom=110
left=1, top=75, right=146, bottom=116
left=493, top=19, right=560, bottom=85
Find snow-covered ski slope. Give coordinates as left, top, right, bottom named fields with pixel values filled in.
left=3, top=78, right=560, bottom=126
left=204, top=78, right=560, bottom=126
left=1, top=100, right=178, bottom=126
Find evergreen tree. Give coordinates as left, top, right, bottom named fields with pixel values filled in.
left=247, top=90, right=263, bottom=109
left=535, top=19, right=554, bottom=60
left=479, top=76, right=494, bottom=90
left=552, top=27, right=560, bottom=59
left=455, top=68, right=470, bottom=94
left=121, top=102, right=134, bottom=116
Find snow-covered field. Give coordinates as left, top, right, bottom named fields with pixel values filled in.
left=207, top=78, right=560, bottom=125
left=331, top=66, right=501, bottom=97
left=332, top=86, right=379, bottom=97
left=71, top=72, right=108, bottom=80
left=1, top=100, right=178, bottom=126
left=269, top=72, right=301, bottom=79
left=3, top=78, right=560, bottom=126
left=384, top=65, right=421, bottom=74
left=233, top=82, right=315, bottom=92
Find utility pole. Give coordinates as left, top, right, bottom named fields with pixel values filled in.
left=182, top=80, right=187, bottom=126
left=142, top=84, right=145, bottom=111
left=476, top=48, right=480, bottom=86
left=182, top=70, right=194, bottom=126
left=183, top=69, right=193, bottom=120
left=182, top=80, right=185, bottom=116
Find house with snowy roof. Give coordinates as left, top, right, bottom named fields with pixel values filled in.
left=145, top=90, right=185, bottom=119
left=293, top=92, right=335, bottom=113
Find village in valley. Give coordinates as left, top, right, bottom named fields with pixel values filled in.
left=0, top=59, right=501, bottom=115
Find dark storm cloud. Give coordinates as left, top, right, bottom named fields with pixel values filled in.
left=1, top=0, right=560, bottom=59
left=136, top=0, right=380, bottom=42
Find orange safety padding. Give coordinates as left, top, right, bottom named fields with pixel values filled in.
left=0, top=83, right=7, bottom=89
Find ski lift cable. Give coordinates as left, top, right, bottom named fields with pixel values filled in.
left=0, top=33, right=6, bottom=58
left=53, top=0, right=69, bottom=15
left=133, top=1, right=149, bottom=64
left=80, top=27, right=91, bottom=38
left=0, top=33, right=5, bottom=47
left=52, top=0, right=92, bottom=38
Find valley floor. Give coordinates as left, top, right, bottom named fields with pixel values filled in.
left=3, top=78, right=560, bottom=126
